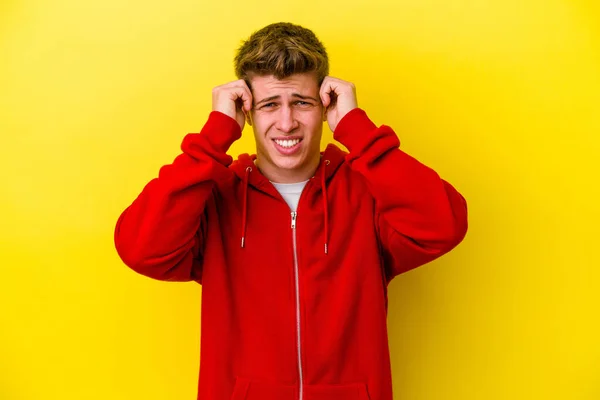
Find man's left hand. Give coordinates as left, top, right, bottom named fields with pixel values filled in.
left=320, top=76, right=358, bottom=133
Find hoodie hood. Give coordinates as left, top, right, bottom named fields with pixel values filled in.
left=230, top=143, right=346, bottom=195
left=230, top=143, right=347, bottom=254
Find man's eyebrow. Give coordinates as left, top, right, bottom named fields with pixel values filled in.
left=254, top=93, right=320, bottom=106
left=255, top=95, right=280, bottom=106
left=291, top=93, right=320, bottom=102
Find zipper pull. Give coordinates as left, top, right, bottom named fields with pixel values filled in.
left=291, top=211, right=297, bottom=229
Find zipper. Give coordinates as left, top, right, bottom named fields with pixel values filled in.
left=291, top=211, right=304, bottom=400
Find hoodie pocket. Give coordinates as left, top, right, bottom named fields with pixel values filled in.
left=229, top=377, right=296, bottom=400
left=230, top=378, right=371, bottom=400
left=305, top=383, right=371, bottom=400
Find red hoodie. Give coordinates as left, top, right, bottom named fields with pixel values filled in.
left=114, top=108, right=468, bottom=400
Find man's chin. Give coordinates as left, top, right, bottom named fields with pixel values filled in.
left=273, top=158, right=302, bottom=171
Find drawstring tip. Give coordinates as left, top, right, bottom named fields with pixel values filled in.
left=324, top=243, right=328, bottom=255
left=241, top=237, right=245, bottom=248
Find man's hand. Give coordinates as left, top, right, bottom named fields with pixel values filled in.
left=320, top=76, right=358, bottom=133
left=212, top=80, right=253, bottom=130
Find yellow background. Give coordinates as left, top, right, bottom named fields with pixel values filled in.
left=1, top=0, right=599, bottom=399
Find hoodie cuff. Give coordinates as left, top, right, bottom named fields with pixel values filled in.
left=200, top=111, right=243, bottom=153
left=333, top=108, right=378, bottom=153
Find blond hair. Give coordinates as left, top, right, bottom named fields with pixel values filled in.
left=234, top=22, right=329, bottom=87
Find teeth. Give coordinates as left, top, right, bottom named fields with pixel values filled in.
left=274, top=139, right=301, bottom=148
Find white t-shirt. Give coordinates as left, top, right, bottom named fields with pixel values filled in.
left=271, top=180, right=309, bottom=212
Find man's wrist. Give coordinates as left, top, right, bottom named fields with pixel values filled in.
left=199, top=111, right=242, bottom=153
left=333, top=108, right=377, bottom=152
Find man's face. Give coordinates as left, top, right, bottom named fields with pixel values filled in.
left=248, top=72, right=324, bottom=182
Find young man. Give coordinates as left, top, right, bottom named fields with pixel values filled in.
left=115, top=22, right=468, bottom=400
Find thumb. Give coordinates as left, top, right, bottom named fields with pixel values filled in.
left=320, top=89, right=331, bottom=109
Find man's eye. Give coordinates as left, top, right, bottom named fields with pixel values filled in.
left=262, top=103, right=276, bottom=108
left=296, top=101, right=311, bottom=106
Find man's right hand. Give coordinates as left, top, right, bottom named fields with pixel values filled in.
left=212, top=80, right=253, bottom=131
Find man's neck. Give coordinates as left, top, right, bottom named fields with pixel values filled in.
left=255, top=154, right=321, bottom=184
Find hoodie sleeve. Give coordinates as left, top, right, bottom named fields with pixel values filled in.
left=114, top=111, right=241, bottom=282
left=333, top=108, right=468, bottom=282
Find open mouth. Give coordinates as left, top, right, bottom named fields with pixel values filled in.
left=273, top=138, right=302, bottom=148
left=272, top=138, right=303, bottom=155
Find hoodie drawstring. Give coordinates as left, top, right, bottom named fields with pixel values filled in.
left=240, top=160, right=330, bottom=255
left=322, top=159, right=330, bottom=255
left=241, top=166, right=251, bottom=248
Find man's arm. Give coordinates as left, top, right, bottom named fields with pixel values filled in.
left=114, top=112, right=240, bottom=282
left=319, top=76, right=467, bottom=282
left=114, top=80, right=253, bottom=282
left=334, top=108, right=468, bottom=282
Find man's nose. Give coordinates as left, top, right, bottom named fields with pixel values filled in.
left=275, top=106, right=299, bottom=133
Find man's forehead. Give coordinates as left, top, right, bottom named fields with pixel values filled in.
left=250, top=73, right=319, bottom=93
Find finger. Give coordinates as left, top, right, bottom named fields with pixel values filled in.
left=237, top=80, right=254, bottom=112
left=320, top=79, right=332, bottom=108
left=230, top=87, right=252, bottom=113
left=231, top=85, right=252, bottom=113
left=321, top=78, right=341, bottom=109
left=241, top=87, right=253, bottom=113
